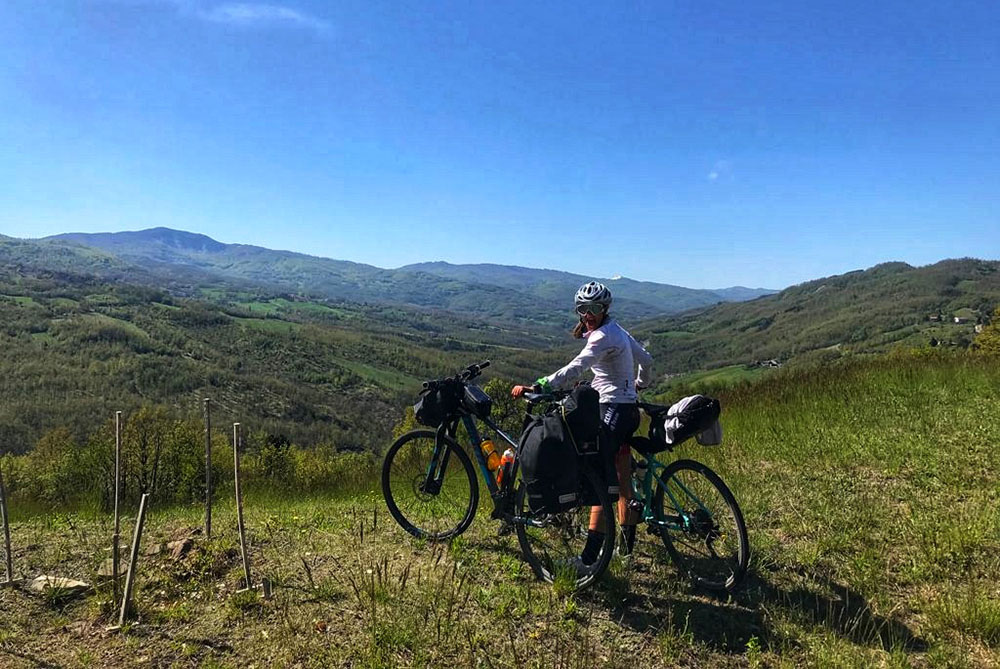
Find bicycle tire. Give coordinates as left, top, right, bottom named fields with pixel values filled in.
left=652, top=458, right=749, bottom=591
left=514, top=467, right=616, bottom=591
left=382, top=429, right=479, bottom=541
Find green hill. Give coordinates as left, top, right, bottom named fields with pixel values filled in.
left=0, top=264, right=569, bottom=454
left=43, top=228, right=770, bottom=328
left=636, top=259, right=1000, bottom=377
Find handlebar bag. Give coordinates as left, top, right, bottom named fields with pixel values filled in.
left=413, top=382, right=462, bottom=427
left=517, top=414, right=580, bottom=514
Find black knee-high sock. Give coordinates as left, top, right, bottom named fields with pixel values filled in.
left=581, top=530, right=604, bottom=565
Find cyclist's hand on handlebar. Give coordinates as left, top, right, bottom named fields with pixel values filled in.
left=511, top=384, right=533, bottom=398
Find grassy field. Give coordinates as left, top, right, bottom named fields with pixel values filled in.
left=2, top=353, right=999, bottom=668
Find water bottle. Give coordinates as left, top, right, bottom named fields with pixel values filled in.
left=481, top=439, right=501, bottom=472
left=496, top=448, right=515, bottom=488
left=628, top=456, right=647, bottom=512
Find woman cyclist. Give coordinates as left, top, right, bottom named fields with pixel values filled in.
left=511, top=280, right=653, bottom=569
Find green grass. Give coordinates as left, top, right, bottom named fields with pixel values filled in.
left=232, top=315, right=303, bottom=333
left=2, top=353, right=998, bottom=667
left=659, top=363, right=771, bottom=395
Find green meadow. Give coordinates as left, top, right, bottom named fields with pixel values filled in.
left=2, top=352, right=998, bottom=667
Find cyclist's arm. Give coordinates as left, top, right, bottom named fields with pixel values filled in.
left=628, top=332, right=654, bottom=389
left=537, top=331, right=605, bottom=391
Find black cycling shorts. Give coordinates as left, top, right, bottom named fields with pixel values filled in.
left=601, top=402, right=640, bottom=455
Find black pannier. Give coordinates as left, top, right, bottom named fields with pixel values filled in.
left=558, top=384, right=602, bottom=452
left=648, top=395, right=722, bottom=449
left=517, top=384, right=619, bottom=512
left=518, top=414, right=580, bottom=514
left=413, top=382, right=462, bottom=428
left=462, top=384, right=493, bottom=420
left=560, top=385, right=619, bottom=506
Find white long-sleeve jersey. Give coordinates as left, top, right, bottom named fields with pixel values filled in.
left=539, top=320, right=653, bottom=404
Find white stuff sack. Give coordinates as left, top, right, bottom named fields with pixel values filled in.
left=663, top=395, right=723, bottom=446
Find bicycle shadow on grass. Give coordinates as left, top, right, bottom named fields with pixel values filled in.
left=593, top=561, right=928, bottom=655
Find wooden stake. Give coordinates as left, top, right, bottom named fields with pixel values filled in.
left=112, top=410, right=122, bottom=607
left=233, top=423, right=252, bottom=589
left=0, top=456, right=12, bottom=586
left=117, top=492, right=149, bottom=627
left=204, top=398, right=212, bottom=540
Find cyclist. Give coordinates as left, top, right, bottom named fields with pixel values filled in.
left=511, top=280, right=653, bottom=568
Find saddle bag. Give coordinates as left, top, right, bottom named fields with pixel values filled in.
left=649, top=395, right=722, bottom=447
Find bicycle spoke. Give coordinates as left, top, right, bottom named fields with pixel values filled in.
left=382, top=431, right=478, bottom=540
left=653, top=460, right=748, bottom=591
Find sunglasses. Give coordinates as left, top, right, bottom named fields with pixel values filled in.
left=575, top=303, right=605, bottom=316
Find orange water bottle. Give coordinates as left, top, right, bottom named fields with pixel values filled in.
left=496, top=448, right=515, bottom=488
left=480, top=439, right=501, bottom=472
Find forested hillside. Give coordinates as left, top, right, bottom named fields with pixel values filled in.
left=0, top=265, right=569, bottom=454
left=637, top=259, right=1000, bottom=375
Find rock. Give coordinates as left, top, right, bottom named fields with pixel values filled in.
left=167, top=537, right=194, bottom=560
left=170, top=526, right=201, bottom=542
left=144, top=542, right=165, bottom=557
left=97, top=559, right=128, bottom=580
left=27, top=575, right=92, bottom=598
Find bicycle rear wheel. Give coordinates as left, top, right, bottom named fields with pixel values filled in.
left=652, top=459, right=748, bottom=591
left=515, top=468, right=615, bottom=591
left=382, top=430, right=479, bottom=541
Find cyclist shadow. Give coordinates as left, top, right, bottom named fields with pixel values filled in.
left=601, top=563, right=928, bottom=655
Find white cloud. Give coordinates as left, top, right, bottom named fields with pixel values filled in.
left=198, top=3, right=330, bottom=32
left=99, top=1, right=331, bottom=34
left=707, top=159, right=732, bottom=182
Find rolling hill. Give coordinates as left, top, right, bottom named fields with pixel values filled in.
left=635, top=258, right=1000, bottom=377
left=44, top=228, right=771, bottom=328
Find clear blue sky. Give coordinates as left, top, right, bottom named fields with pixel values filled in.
left=1, top=1, right=997, bottom=289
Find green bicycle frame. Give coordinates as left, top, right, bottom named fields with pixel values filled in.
left=631, top=453, right=714, bottom=533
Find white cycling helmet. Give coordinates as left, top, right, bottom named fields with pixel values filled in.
left=574, top=281, right=612, bottom=308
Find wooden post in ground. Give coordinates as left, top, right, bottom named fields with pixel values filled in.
left=233, top=423, right=252, bottom=590
left=112, top=410, right=122, bottom=607
left=204, top=398, right=212, bottom=541
left=116, top=492, right=149, bottom=628
left=0, top=456, right=13, bottom=586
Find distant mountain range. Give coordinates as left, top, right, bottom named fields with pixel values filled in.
left=40, top=228, right=774, bottom=328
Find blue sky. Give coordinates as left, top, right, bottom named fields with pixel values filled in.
left=0, top=1, right=997, bottom=289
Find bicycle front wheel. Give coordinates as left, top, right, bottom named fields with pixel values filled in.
left=515, top=468, right=616, bottom=591
left=652, top=459, right=748, bottom=591
left=382, top=430, right=479, bottom=541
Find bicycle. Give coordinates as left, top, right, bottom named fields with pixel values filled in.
left=622, top=401, right=750, bottom=592
left=381, top=361, right=616, bottom=590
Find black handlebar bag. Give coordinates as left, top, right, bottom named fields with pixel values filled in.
left=413, top=382, right=462, bottom=427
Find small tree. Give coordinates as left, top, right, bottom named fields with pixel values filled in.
left=973, top=307, right=1000, bottom=354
